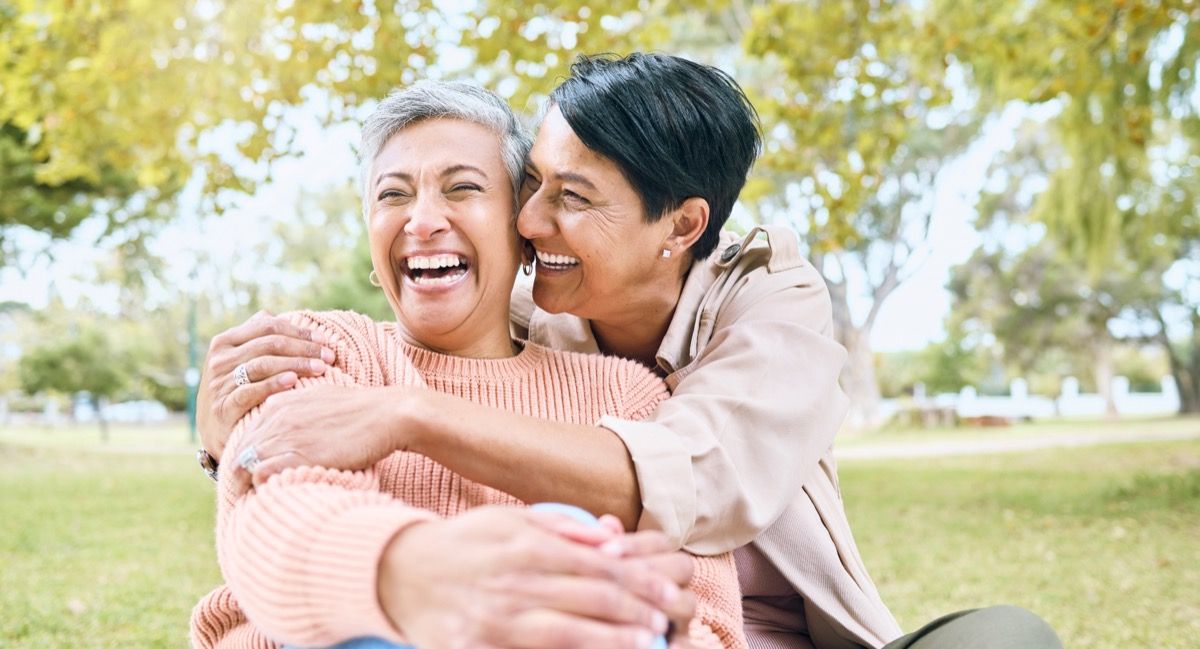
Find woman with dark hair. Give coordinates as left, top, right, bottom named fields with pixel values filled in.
left=191, top=79, right=743, bottom=649
left=196, top=54, right=1060, bottom=649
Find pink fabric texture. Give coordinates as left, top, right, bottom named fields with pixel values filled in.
left=190, top=310, right=746, bottom=649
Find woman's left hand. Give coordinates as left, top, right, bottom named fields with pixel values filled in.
left=230, top=384, right=413, bottom=487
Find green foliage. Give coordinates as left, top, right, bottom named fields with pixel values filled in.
left=877, top=327, right=989, bottom=398
left=919, top=327, right=989, bottom=395
left=934, top=0, right=1200, bottom=263
left=949, top=239, right=1145, bottom=372
left=275, top=183, right=392, bottom=320
left=18, top=327, right=125, bottom=401
left=1114, top=345, right=1171, bottom=393
left=745, top=0, right=959, bottom=248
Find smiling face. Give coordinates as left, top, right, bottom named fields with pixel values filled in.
left=368, top=117, right=520, bottom=357
left=518, top=107, right=677, bottom=324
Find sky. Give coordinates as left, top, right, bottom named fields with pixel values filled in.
left=0, top=97, right=1034, bottom=353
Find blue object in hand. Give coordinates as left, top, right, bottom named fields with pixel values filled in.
left=531, top=503, right=669, bottom=649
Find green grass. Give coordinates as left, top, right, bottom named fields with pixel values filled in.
left=841, top=440, right=1200, bottom=648
left=0, top=432, right=221, bottom=648
left=1, top=422, right=1198, bottom=647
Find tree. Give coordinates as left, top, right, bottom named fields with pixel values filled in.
left=274, top=183, right=391, bottom=319
left=948, top=238, right=1158, bottom=416
left=19, top=326, right=127, bottom=439
left=738, top=1, right=980, bottom=427
left=932, top=0, right=1195, bottom=263
left=14, top=0, right=1094, bottom=427
left=0, top=0, right=434, bottom=258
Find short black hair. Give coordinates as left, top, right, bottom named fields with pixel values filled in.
left=549, top=53, right=762, bottom=260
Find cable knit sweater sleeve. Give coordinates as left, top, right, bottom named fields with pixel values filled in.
left=615, top=363, right=747, bottom=649
left=214, top=310, right=435, bottom=647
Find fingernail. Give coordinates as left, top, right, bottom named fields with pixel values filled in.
left=650, top=611, right=668, bottom=634
left=635, top=630, right=654, bottom=649
left=600, top=539, right=624, bottom=557
left=309, top=359, right=326, bottom=373
left=320, top=347, right=335, bottom=363
left=310, top=330, right=327, bottom=344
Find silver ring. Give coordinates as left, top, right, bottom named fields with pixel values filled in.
left=236, top=446, right=261, bottom=472
left=233, top=363, right=251, bottom=387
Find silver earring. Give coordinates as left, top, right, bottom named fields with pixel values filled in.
left=368, top=270, right=382, bottom=287
left=661, top=248, right=672, bottom=258
left=521, top=260, right=533, bottom=276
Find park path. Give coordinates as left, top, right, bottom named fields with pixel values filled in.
left=834, top=428, right=1200, bottom=460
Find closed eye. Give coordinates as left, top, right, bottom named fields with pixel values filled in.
left=523, top=170, right=541, bottom=188
left=378, top=189, right=408, bottom=200
left=562, top=189, right=590, bottom=207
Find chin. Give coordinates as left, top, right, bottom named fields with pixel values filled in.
left=531, top=284, right=572, bottom=315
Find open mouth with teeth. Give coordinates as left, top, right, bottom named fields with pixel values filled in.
left=535, top=249, right=581, bottom=271
left=402, top=253, right=470, bottom=287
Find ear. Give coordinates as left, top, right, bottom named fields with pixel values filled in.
left=663, top=197, right=710, bottom=255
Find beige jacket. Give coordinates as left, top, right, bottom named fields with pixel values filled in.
left=511, top=226, right=902, bottom=649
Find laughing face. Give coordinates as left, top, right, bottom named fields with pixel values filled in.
left=518, top=107, right=676, bottom=324
left=367, top=118, right=520, bottom=357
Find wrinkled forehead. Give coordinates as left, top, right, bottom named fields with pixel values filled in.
left=372, top=118, right=506, bottom=179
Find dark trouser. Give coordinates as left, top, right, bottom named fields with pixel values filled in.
left=882, top=605, right=1062, bottom=649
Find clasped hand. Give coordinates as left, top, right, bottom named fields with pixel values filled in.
left=381, top=506, right=699, bottom=649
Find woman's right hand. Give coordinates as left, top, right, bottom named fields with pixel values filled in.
left=198, top=310, right=336, bottom=460
left=380, top=506, right=696, bottom=649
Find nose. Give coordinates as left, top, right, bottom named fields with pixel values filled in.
left=516, top=188, right=556, bottom=240
left=403, top=193, right=452, bottom=240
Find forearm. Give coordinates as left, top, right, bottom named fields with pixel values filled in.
left=217, top=466, right=427, bottom=646
left=402, top=389, right=643, bottom=530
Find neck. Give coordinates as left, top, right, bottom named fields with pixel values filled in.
left=397, top=311, right=519, bottom=360
left=590, top=276, right=684, bottom=369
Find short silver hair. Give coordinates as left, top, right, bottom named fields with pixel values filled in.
left=359, top=80, right=531, bottom=218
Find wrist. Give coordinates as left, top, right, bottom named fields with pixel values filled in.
left=395, top=387, right=434, bottom=455
left=378, top=520, right=437, bottom=631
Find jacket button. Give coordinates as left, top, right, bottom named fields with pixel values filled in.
left=720, top=243, right=741, bottom=263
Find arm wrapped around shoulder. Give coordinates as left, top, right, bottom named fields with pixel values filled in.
left=198, top=309, right=435, bottom=647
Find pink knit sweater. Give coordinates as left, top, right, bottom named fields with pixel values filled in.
left=190, top=310, right=746, bottom=649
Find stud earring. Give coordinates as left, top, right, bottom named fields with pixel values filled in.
left=661, top=248, right=672, bottom=258
left=368, top=270, right=382, bottom=287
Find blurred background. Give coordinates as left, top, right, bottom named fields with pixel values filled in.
left=1, top=1, right=1197, bottom=647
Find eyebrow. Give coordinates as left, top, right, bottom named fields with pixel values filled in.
left=374, top=164, right=489, bottom=188
left=553, top=171, right=598, bottom=192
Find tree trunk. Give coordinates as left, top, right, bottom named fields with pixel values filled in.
left=1150, top=307, right=1197, bottom=414
left=1186, top=326, right=1200, bottom=414
left=840, top=328, right=884, bottom=430
left=95, top=395, right=109, bottom=443
left=1092, top=336, right=1118, bottom=419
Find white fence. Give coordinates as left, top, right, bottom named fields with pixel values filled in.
left=880, top=375, right=1180, bottom=422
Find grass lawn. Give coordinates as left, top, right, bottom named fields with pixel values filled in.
left=841, top=438, right=1200, bottom=647
left=1, top=421, right=1198, bottom=647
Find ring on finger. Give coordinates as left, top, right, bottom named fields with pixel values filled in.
left=234, top=363, right=251, bottom=387
left=237, top=446, right=261, bottom=473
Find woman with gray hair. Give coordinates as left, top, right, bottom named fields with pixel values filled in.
left=190, top=80, right=745, bottom=649
left=199, top=54, right=1061, bottom=649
